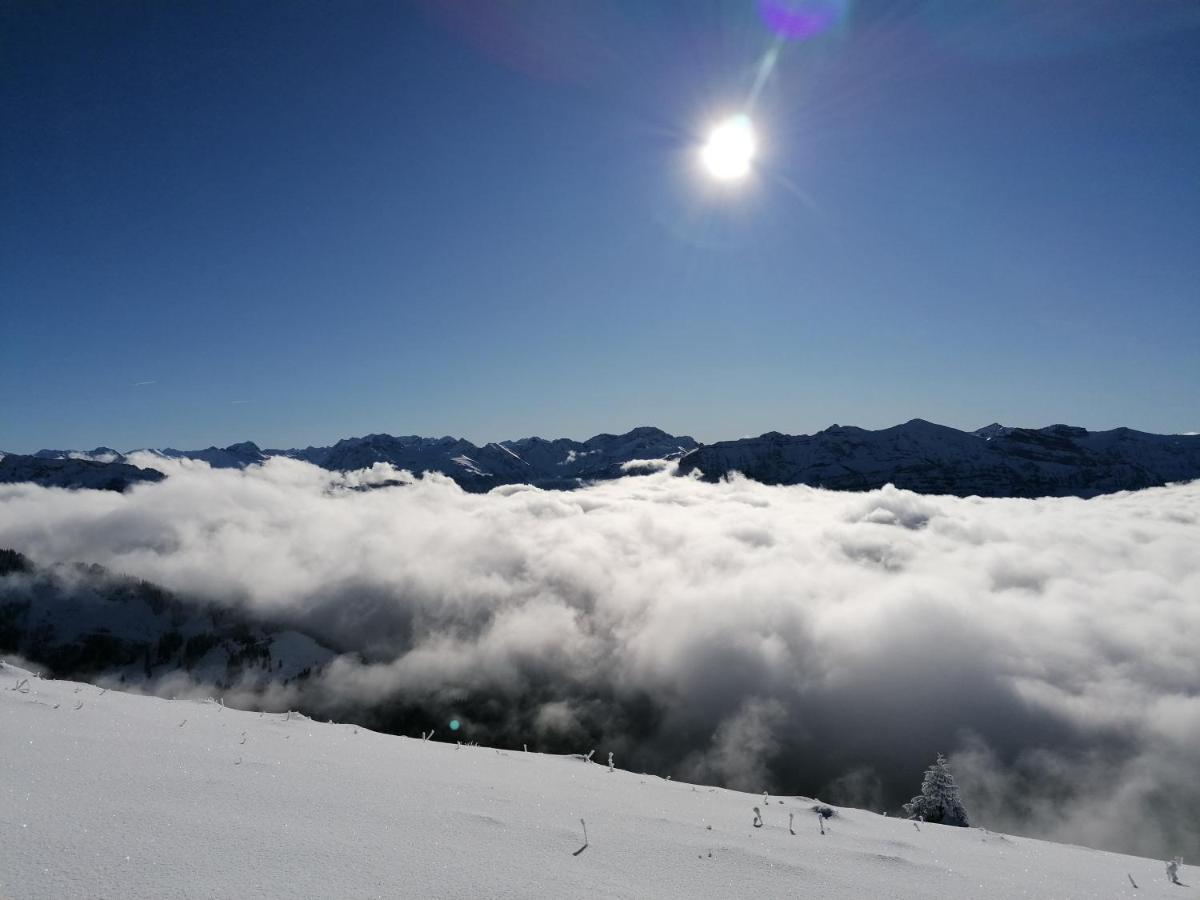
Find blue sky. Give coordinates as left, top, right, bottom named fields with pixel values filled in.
left=3, top=1, right=1198, bottom=452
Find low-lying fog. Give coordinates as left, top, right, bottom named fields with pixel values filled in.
left=2, top=457, right=1196, bottom=859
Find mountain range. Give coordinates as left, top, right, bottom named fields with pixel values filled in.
left=3, top=421, right=1199, bottom=498
left=677, top=419, right=1200, bottom=497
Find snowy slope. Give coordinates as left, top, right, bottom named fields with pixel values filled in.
left=0, top=664, right=1185, bottom=900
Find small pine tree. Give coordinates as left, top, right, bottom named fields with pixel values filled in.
left=903, top=753, right=969, bottom=827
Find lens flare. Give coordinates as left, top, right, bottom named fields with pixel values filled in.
left=700, top=114, right=756, bottom=181
left=759, top=0, right=849, bottom=41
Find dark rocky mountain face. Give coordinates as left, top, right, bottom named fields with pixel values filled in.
left=0, top=455, right=165, bottom=492
left=0, top=549, right=331, bottom=690
left=283, top=426, right=698, bottom=491
left=12, top=421, right=1199, bottom=498
left=20, top=427, right=699, bottom=493
left=675, top=420, right=1200, bottom=498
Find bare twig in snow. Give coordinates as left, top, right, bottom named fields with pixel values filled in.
left=179, top=719, right=187, bottom=727
left=789, top=813, right=795, bottom=835
left=572, top=818, right=589, bottom=856
left=1128, top=873, right=1138, bottom=889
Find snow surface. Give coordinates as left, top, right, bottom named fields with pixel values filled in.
left=1, top=664, right=1184, bottom=900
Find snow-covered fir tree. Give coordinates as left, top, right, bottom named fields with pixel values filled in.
left=903, top=753, right=969, bottom=827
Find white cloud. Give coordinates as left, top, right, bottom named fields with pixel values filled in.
left=1, top=461, right=1197, bottom=858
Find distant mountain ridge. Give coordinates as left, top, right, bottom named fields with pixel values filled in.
left=0, top=454, right=165, bottom=492
left=3, top=426, right=698, bottom=493
left=5, top=421, right=1199, bottom=498
left=677, top=419, right=1200, bottom=498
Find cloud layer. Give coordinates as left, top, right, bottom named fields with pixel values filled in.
left=1, top=458, right=1197, bottom=859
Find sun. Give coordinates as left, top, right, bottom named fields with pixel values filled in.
left=700, top=114, right=756, bottom=181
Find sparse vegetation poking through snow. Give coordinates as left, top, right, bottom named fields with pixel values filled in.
left=572, top=818, right=589, bottom=856
left=1128, top=872, right=1139, bottom=888
left=789, top=813, right=795, bottom=835
left=1166, top=857, right=1183, bottom=884
left=903, top=754, right=969, bottom=827
left=12, top=677, right=29, bottom=693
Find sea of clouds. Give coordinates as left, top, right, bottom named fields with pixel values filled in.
left=1, top=456, right=1197, bottom=859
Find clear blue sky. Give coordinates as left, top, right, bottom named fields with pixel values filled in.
left=3, top=1, right=1198, bottom=452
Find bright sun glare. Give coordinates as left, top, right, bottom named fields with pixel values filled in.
left=700, top=114, right=756, bottom=181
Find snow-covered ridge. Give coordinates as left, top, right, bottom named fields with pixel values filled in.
left=10, top=426, right=697, bottom=493
left=0, top=454, right=164, bottom=492
left=677, top=419, right=1200, bottom=498
left=0, top=662, right=1187, bottom=900
left=13, top=420, right=1200, bottom=497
